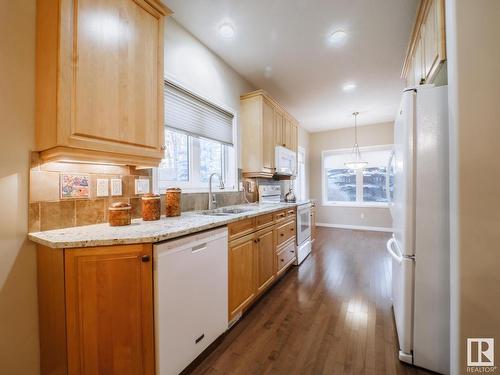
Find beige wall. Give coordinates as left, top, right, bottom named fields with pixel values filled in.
left=309, top=122, right=394, bottom=230
left=446, top=0, right=500, bottom=373
left=164, top=19, right=255, bottom=168
left=298, top=126, right=311, bottom=199
left=0, top=0, right=40, bottom=374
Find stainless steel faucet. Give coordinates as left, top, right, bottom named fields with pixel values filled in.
left=208, top=173, right=225, bottom=210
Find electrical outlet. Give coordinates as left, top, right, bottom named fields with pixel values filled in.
left=111, top=178, right=122, bottom=196
left=96, top=179, right=109, bottom=197
left=135, top=179, right=150, bottom=195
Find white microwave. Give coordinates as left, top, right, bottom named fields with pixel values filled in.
left=275, top=146, right=297, bottom=176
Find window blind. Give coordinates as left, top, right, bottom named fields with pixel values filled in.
left=164, top=80, right=234, bottom=145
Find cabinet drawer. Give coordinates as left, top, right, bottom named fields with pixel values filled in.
left=276, top=240, right=296, bottom=274
left=286, top=209, right=296, bottom=218
left=276, top=220, right=296, bottom=246
left=274, top=210, right=287, bottom=222
left=256, top=213, right=274, bottom=230
left=228, top=218, right=256, bottom=241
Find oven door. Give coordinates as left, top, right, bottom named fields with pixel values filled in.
left=297, top=205, right=312, bottom=245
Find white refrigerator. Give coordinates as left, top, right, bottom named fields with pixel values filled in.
left=387, top=85, right=450, bottom=374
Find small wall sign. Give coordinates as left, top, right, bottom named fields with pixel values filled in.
left=60, top=173, right=90, bottom=198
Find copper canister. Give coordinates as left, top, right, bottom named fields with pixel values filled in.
left=165, top=188, right=181, bottom=217
left=141, top=193, right=161, bottom=221
left=108, top=202, right=132, bottom=226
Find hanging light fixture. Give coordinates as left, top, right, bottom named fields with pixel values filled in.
left=345, top=111, right=368, bottom=170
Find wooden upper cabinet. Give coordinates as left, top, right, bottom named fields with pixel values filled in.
left=402, top=0, right=446, bottom=86
left=262, top=98, right=275, bottom=172
left=413, top=38, right=425, bottom=85
left=65, top=245, right=154, bottom=375
left=240, top=90, right=299, bottom=178
left=274, top=109, right=284, bottom=148
left=289, top=120, right=298, bottom=152
left=36, top=0, right=172, bottom=166
left=276, top=113, right=298, bottom=152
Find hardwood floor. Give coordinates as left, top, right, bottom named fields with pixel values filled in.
left=188, top=227, right=434, bottom=375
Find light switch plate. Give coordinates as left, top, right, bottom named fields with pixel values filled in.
left=96, top=179, right=109, bottom=197
left=111, top=178, right=122, bottom=196
left=135, top=179, right=150, bottom=195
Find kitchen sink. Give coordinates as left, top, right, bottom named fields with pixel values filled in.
left=197, top=206, right=257, bottom=216
left=218, top=207, right=254, bottom=214
left=198, top=211, right=233, bottom=216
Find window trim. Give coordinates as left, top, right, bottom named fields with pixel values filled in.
left=154, top=76, right=239, bottom=194
left=321, top=144, right=393, bottom=207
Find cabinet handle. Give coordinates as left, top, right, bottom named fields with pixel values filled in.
left=282, top=143, right=286, bottom=147
left=281, top=258, right=284, bottom=262
left=291, top=250, right=295, bottom=253
left=280, top=233, right=284, bottom=237
left=290, top=228, right=294, bottom=232
left=141, top=255, right=151, bottom=262
left=160, top=145, right=166, bottom=151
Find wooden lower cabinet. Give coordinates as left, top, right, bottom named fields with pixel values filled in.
left=228, top=209, right=296, bottom=322
left=256, top=227, right=276, bottom=293
left=276, top=219, right=296, bottom=247
left=277, top=239, right=297, bottom=275
left=37, top=244, right=154, bottom=375
left=228, top=234, right=257, bottom=321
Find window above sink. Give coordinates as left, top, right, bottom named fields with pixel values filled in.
left=153, top=80, right=238, bottom=193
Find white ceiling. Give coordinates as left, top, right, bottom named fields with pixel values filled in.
left=163, top=0, right=418, bottom=132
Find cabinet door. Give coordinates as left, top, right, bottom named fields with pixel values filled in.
left=262, top=99, right=275, bottom=172
left=228, top=235, right=256, bottom=320
left=256, top=228, right=275, bottom=293
left=413, top=37, right=424, bottom=85
left=423, top=0, right=446, bottom=82
left=290, top=121, right=298, bottom=152
left=283, top=116, right=292, bottom=149
left=274, top=109, right=284, bottom=148
left=71, top=0, right=164, bottom=152
left=65, top=244, right=154, bottom=375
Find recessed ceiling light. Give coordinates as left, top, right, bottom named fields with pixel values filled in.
left=218, top=23, right=235, bottom=39
left=342, top=83, right=357, bottom=91
left=329, top=30, right=347, bottom=45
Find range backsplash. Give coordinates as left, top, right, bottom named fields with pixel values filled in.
left=29, top=159, right=250, bottom=232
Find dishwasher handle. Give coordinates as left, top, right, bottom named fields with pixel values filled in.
left=191, top=243, right=207, bottom=253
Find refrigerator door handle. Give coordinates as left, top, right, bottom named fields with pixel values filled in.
left=386, top=150, right=394, bottom=203
left=386, top=237, right=403, bottom=264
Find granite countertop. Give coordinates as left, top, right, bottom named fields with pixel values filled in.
left=28, top=202, right=307, bottom=249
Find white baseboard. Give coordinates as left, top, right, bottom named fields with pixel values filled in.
left=316, top=222, right=393, bottom=233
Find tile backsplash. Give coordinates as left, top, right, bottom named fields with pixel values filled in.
left=29, top=157, right=250, bottom=232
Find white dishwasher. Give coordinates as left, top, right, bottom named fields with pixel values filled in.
left=153, top=227, right=228, bottom=375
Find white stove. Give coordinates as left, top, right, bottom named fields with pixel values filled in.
left=258, top=185, right=282, bottom=203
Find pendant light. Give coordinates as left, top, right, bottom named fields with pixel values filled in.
left=344, top=111, right=368, bottom=170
